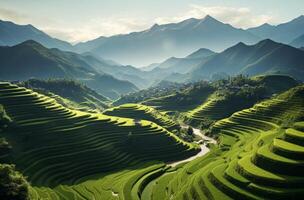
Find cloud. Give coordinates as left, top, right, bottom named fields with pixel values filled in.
left=41, top=17, right=149, bottom=43
left=0, top=8, right=28, bottom=22
left=0, top=5, right=277, bottom=43
left=155, top=5, right=275, bottom=29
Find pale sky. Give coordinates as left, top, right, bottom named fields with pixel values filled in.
left=0, top=0, right=303, bottom=43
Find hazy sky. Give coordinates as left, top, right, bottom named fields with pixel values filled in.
left=0, top=0, right=303, bottom=43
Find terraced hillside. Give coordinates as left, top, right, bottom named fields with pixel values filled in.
left=20, top=79, right=111, bottom=111
left=137, top=85, right=304, bottom=200
left=184, top=75, right=299, bottom=127
left=104, top=104, right=179, bottom=132
left=0, top=82, right=199, bottom=199
left=143, top=82, right=214, bottom=112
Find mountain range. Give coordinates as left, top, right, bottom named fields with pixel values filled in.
left=247, top=15, right=304, bottom=44
left=0, top=40, right=137, bottom=99
left=190, top=39, right=304, bottom=81
left=74, top=15, right=259, bottom=66
left=1, top=15, right=304, bottom=67
left=0, top=19, right=73, bottom=51
left=0, top=15, right=303, bottom=95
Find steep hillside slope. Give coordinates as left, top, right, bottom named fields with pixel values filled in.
left=0, top=40, right=138, bottom=99
left=0, top=82, right=198, bottom=190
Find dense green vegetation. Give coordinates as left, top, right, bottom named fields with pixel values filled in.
left=0, top=106, right=29, bottom=200
left=19, top=79, right=110, bottom=111
left=114, top=81, right=191, bottom=106
left=0, top=164, right=30, bottom=200
left=144, top=81, right=215, bottom=112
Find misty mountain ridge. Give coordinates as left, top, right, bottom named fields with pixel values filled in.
left=1, top=15, right=304, bottom=66
left=190, top=39, right=304, bottom=81
left=0, top=40, right=138, bottom=99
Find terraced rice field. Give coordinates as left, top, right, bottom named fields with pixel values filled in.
left=0, top=82, right=199, bottom=199
left=1, top=81, right=303, bottom=200
left=185, top=95, right=260, bottom=127
left=186, top=98, right=228, bottom=122
left=104, top=103, right=179, bottom=131
left=136, top=85, right=304, bottom=200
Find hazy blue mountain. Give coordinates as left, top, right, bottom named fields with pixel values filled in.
left=191, top=39, right=304, bottom=81
left=81, top=53, right=148, bottom=88
left=186, top=48, right=216, bottom=59
left=143, top=47, right=215, bottom=83
left=150, top=47, right=216, bottom=75
left=290, top=34, right=304, bottom=48
left=0, top=19, right=73, bottom=51
left=75, top=36, right=107, bottom=53
left=247, top=15, right=304, bottom=43
left=141, top=63, right=160, bottom=71
left=76, top=15, right=259, bottom=66
left=0, top=40, right=138, bottom=99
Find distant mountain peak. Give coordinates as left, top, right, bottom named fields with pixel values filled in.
left=187, top=48, right=216, bottom=58
left=260, top=23, right=273, bottom=27
left=292, top=15, right=304, bottom=22
left=256, top=38, right=279, bottom=46
left=235, top=41, right=247, bottom=47
left=150, top=23, right=160, bottom=30
left=203, top=15, right=215, bottom=21
left=16, top=40, right=45, bottom=48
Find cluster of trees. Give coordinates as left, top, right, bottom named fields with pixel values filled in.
left=0, top=105, right=29, bottom=200
left=114, top=81, right=191, bottom=106
left=172, top=126, right=195, bottom=142
left=213, top=75, right=267, bottom=103
left=0, top=164, right=29, bottom=200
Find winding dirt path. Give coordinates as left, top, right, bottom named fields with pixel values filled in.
left=168, top=126, right=216, bottom=167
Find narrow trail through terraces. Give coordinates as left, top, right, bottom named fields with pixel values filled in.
left=168, top=126, right=217, bottom=167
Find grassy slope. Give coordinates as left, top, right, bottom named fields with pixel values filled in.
left=0, top=82, right=199, bottom=199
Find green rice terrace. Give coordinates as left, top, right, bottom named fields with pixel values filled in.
left=103, top=104, right=179, bottom=132
left=0, top=81, right=304, bottom=200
